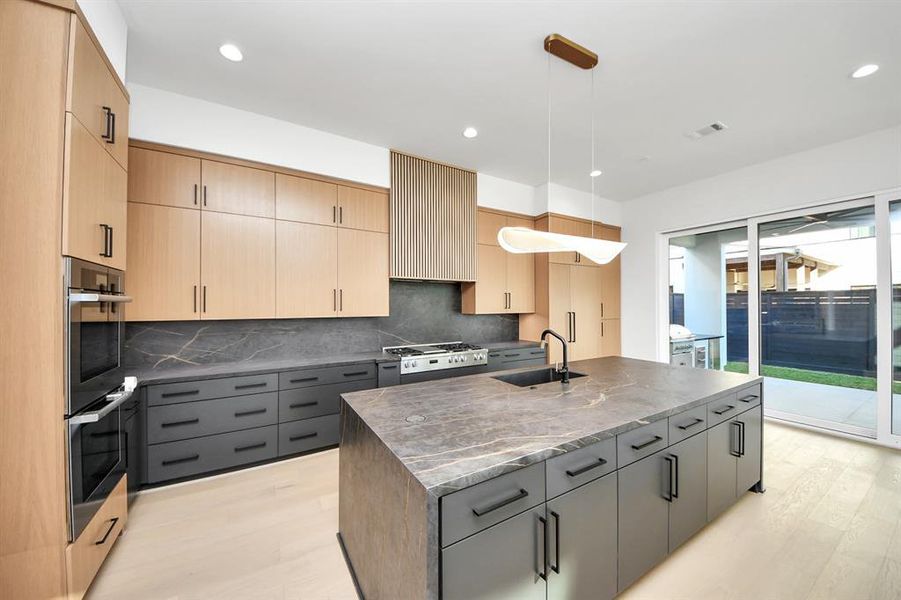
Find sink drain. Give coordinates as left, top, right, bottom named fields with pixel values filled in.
left=406, top=415, right=426, bottom=423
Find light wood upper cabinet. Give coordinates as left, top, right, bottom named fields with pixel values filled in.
left=548, top=215, right=594, bottom=266
left=128, top=148, right=200, bottom=209
left=201, top=212, right=275, bottom=319
left=201, top=160, right=275, bottom=218
left=338, top=186, right=389, bottom=232
left=63, top=114, right=127, bottom=270
left=276, top=221, right=338, bottom=318
left=477, top=211, right=507, bottom=245
left=507, top=252, right=535, bottom=313
left=125, top=203, right=200, bottom=321
left=470, top=244, right=508, bottom=314
left=276, top=174, right=338, bottom=225
left=595, top=225, right=622, bottom=319
left=338, top=229, right=390, bottom=316
left=68, top=18, right=128, bottom=171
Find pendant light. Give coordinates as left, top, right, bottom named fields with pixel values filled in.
left=497, top=34, right=626, bottom=265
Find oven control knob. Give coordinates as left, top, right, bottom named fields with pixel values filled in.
left=462, top=355, right=467, bottom=362
left=404, top=361, right=410, bottom=368
left=412, top=360, right=418, bottom=367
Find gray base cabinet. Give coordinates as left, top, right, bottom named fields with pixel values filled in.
left=442, top=505, right=546, bottom=600
left=618, top=451, right=669, bottom=592
left=667, top=431, right=708, bottom=552
left=547, top=472, right=618, bottom=600
left=736, top=406, right=762, bottom=493
left=708, top=405, right=763, bottom=521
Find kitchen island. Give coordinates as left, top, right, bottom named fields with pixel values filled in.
left=338, top=356, right=763, bottom=599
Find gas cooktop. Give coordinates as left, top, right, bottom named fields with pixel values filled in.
left=383, top=342, right=488, bottom=375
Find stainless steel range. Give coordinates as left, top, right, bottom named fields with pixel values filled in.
left=383, top=342, right=488, bottom=376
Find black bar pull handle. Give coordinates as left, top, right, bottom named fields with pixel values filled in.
left=631, top=435, right=663, bottom=451
left=671, top=453, right=679, bottom=499
left=472, top=488, right=528, bottom=517
left=289, top=376, right=319, bottom=384
left=503, top=353, right=519, bottom=358
left=339, top=205, right=343, bottom=224
left=289, top=401, right=318, bottom=409
left=193, top=183, right=198, bottom=205
left=110, top=110, right=116, bottom=144
left=289, top=432, right=318, bottom=442
left=572, top=311, right=577, bottom=343
left=738, top=394, right=759, bottom=403
left=737, top=421, right=746, bottom=456
left=730, top=421, right=742, bottom=457
left=99, top=224, right=111, bottom=257
left=381, top=364, right=398, bottom=370
left=162, top=454, right=199, bottom=466
left=101, top=106, right=113, bottom=141
left=234, top=382, right=267, bottom=390
left=550, top=510, right=561, bottom=574
left=193, top=285, right=198, bottom=313
left=565, top=457, right=608, bottom=478
left=161, top=417, right=200, bottom=428
left=160, top=389, right=200, bottom=398
left=234, top=442, right=267, bottom=453
left=107, top=226, right=114, bottom=258
left=95, top=517, right=118, bottom=545
left=663, top=455, right=676, bottom=502
left=343, top=370, right=369, bottom=377
left=713, top=405, right=736, bottom=416
left=203, top=185, right=207, bottom=206
left=202, top=285, right=207, bottom=313
left=537, top=515, right=549, bottom=581
left=234, top=408, right=267, bottom=418
left=677, top=417, right=704, bottom=431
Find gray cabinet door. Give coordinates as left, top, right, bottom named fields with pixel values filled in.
left=547, top=473, right=618, bottom=600
left=707, top=419, right=737, bottom=521
left=736, top=406, right=762, bottom=494
left=442, top=505, right=547, bottom=600
left=667, top=431, right=707, bottom=552
left=617, top=451, right=669, bottom=592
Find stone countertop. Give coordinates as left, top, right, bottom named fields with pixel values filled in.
left=341, top=356, right=761, bottom=497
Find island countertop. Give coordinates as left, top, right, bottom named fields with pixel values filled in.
left=341, top=356, right=761, bottom=496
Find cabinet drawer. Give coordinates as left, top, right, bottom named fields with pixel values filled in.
left=735, top=384, right=762, bottom=410
left=279, top=381, right=369, bottom=423
left=65, top=475, right=127, bottom=600
left=441, top=462, right=545, bottom=548
left=146, top=426, right=277, bottom=483
left=147, top=373, right=278, bottom=406
left=278, top=363, right=376, bottom=390
left=616, top=419, right=668, bottom=468
left=147, top=392, right=277, bottom=444
left=707, top=395, right=741, bottom=427
left=546, top=437, right=616, bottom=499
left=668, top=404, right=709, bottom=444
left=278, top=414, right=340, bottom=456
left=488, top=347, right=546, bottom=364
left=377, top=361, right=401, bottom=387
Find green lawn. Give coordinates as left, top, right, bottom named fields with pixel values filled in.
left=724, top=362, right=901, bottom=394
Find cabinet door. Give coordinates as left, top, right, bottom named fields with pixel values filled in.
left=595, top=225, right=621, bottom=319
left=337, top=229, right=389, bottom=316
left=337, top=186, right=389, bottom=232
left=507, top=252, right=535, bottom=313
left=125, top=203, right=200, bottom=321
left=275, top=173, right=337, bottom=225
left=736, top=406, right=762, bottom=495
left=547, top=473, right=618, bottom=600
left=103, top=153, right=128, bottom=271
left=570, top=266, right=602, bottom=361
left=442, top=505, right=546, bottom=600
left=599, top=319, right=621, bottom=357
left=201, top=160, right=275, bottom=218
left=128, top=147, right=201, bottom=209
left=276, top=221, right=337, bottom=318
left=547, top=263, right=572, bottom=364
left=474, top=244, right=508, bottom=314
left=477, top=210, right=506, bottom=245
left=667, top=431, right=708, bottom=552
left=548, top=216, right=592, bottom=265
left=618, top=451, right=669, bottom=592
left=707, top=419, right=738, bottom=521
left=201, top=212, right=275, bottom=319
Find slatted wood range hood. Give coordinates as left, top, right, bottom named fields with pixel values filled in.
left=390, top=150, right=477, bottom=282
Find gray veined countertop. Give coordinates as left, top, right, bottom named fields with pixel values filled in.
left=341, top=356, right=761, bottom=496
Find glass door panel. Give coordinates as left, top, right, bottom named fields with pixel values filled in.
left=890, top=201, right=901, bottom=436
left=758, top=204, right=877, bottom=437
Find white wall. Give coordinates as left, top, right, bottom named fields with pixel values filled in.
left=477, top=174, right=542, bottom=215
left=542, top=183, right=622, bottom=226
left=76, top=0, right=128, bottom=81
left=621, top=125, right=901, bottom=362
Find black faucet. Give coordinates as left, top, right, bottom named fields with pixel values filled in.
left=540, top=329, right=569, bottom=384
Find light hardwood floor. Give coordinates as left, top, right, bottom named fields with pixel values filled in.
left=88, top=422, right=901, bottom=600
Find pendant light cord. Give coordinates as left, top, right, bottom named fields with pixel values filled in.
left=590, top=67, right=595, bottom=238
left=547, top=50, right=551, bottom=202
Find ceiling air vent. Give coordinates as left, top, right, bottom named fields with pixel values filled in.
left=685, top=121, right=728, bottom=140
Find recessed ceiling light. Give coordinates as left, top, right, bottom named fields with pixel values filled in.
left=851, top=64, right=879, bottom=79
left=462, top=127, right=478, bottom=139
left=219, top=43, right=243, bottom=62
left=589, top=169, right=603, bottom=177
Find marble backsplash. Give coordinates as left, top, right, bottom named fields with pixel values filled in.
left=123, top=281, right=518, bottom=370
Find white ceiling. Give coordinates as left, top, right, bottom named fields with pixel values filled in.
left=119, top=0, right=901, bottom=201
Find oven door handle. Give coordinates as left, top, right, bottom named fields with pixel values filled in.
left=69, top=388, right=134, bottom=425
left=69, top=293, right=133, bottom=304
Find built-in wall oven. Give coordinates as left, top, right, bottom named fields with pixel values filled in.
left=65, top=258, right=134, bottom=541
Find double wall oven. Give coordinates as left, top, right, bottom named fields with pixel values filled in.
left=65, top=258, right=134, bottom=541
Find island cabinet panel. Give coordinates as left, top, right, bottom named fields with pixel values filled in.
left=546, top=437, right=616, bottom=499
left=736, top=405, right=763, bottom=494
left=337, top=228, right=390, bottom=316
left=707, top=418, right=739, bottom=520
left=128, top=147, right=201, bottom=209
left=200, top=211, right=275, bottom=319
left=125, top=203, right=201, bottom=321
left=546, top=472, right=619, bottom=600
left=275, top=173, right=337, bottom=225
left=276, top=221, right=338, bottom=318
left=441, top=505, right=547, bottom=600
left=617, top=450, right=670, bottom=592
left=667, top=431, right=708, bottom=552
left=201, top=160, right=275, bottom=218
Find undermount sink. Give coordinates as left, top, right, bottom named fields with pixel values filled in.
left=492, top=368, right=586, bottom=388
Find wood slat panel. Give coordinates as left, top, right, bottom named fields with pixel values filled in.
left=390, top=151, right=476, bottom=281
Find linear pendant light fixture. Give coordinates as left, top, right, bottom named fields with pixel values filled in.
left=497, top=33, right=626, bottom=265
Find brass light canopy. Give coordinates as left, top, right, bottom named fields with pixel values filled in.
left=544, top=33, right=598, bottom=69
